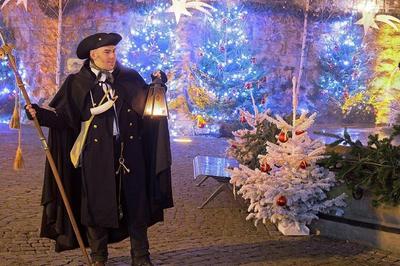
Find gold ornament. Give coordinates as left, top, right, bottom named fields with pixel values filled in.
left=188, top=85, right=216, bottom=109
left=196, top=115, right=206, bottom=128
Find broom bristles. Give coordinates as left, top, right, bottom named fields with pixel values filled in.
left=9, top=104, right=20, bottom=129
left=13, top=146, right=24, bottom=170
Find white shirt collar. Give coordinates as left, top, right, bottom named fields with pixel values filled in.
left=89, top=63, right=114, bottom=82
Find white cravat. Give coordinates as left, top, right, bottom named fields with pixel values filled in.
left=90, top=66, right=119, bottom=136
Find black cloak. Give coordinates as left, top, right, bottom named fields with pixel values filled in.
left=36, top=61, right=173, bottom=252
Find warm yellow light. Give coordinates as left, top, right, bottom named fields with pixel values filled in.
left=143, top=83, right=169, bottom=117
left=367, top=24, right=400, bottom=124
left=173, top=138, right=192, bottom=143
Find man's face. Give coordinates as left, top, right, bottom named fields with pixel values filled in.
left=90, top=45, right=117, bottom=71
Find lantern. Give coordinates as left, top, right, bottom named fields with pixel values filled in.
left=143, top=78, right=169, bottom=117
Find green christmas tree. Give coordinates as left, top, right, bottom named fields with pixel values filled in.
left=190, top=4, right=268, bottom=127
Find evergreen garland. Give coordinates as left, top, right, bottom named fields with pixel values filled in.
left=317, top=125, right=400, bottom=206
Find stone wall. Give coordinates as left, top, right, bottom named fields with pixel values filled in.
left=1, top=0, right=130, bottom=102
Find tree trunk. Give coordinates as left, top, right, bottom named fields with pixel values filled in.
left=55, top=0, right=63, bottom=91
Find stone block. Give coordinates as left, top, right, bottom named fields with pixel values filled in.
left=311, top=184, right=400, bottom=254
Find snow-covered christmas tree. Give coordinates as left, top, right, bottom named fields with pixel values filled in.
left=227, top=77, right=346, bottom=235
left=226, top=92, right=279, bottom=170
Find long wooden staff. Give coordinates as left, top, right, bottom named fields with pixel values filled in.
left=0, top=32, right=92, bottom=266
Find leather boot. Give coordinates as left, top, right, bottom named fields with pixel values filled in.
left=132, top=255, right=154, bottom=266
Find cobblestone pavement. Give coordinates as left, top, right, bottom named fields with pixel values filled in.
left=1, top=124, right=400, bottom=265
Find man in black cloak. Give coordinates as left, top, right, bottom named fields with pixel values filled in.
left=26, top=32, right=173, bottom=266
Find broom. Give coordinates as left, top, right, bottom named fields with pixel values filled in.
left=0, top=31, right=91, bottom=265
left=9, top=89, right=24, bottom=170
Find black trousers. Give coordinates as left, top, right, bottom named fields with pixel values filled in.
left=86, top=225, right=149, bottom=262
left=86, top=136, right=150, bottom=262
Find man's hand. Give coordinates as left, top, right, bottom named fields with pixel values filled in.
left=151, top=70, right=168, bottom=83
left=25, top=104, right=38, bottom=120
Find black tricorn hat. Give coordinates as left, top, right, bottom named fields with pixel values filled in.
left=76, top=32, right=122, bottom=59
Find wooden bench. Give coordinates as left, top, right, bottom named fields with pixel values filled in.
left=193, top=155, right=239, bottom=209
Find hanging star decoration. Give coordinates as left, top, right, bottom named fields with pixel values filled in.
left=165, top=0, right=215, bottom=24
left=356, top=5, right=400, bottom=35
left=1, top=0, right=28, bottom=11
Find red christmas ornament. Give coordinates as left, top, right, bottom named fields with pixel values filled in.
left=299, top=160, right=309, bottom=169
left=219, top=45, right=226, bottom=52
left=343, top=90, right=349, bottom=100
left=244, top=82, right=252, bottom=90
left=276, top=195, right=287, bottom=206
left=260, top=162, right=271, bottom=173
left=260, top=76, right=267, bottom=83
left=261, top=96, right=266, bottom=105
left=295, top=130, right=305, bottom=135
left=240, top=115, right=247, bottom=123
left=231, top=144, right=237, bottom=149
left=196, top=115, right=206, bottom=129
left=278, top=131, right=288, bottom=143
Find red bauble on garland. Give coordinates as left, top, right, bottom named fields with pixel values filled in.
left=276, top=195, right=287, bottom=206
left=299, top=160, right=309, bottom=169
left=260, top=162, right=271, bottom=173
left=295, top=130, right=305, bottom=135
left=278, top=131, right=288, bottom=143
left=231, top=144, right=237, bottom=149
left=240, top=115, right=247, bottom=123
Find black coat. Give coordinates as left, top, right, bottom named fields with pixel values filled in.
left=36, top=61, right=173, bottom=251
